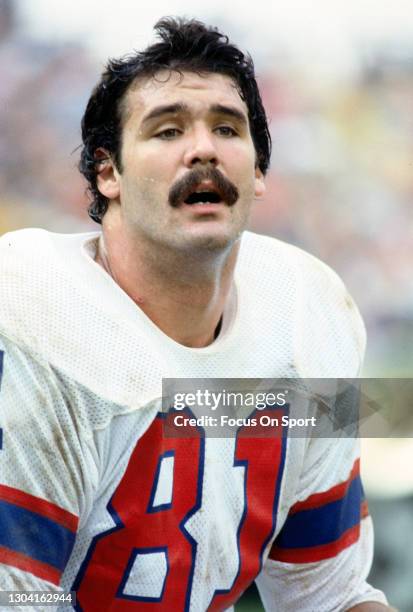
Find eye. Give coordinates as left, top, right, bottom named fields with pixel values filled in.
left=215, top=125, right=238, bottom=137
left=154, top=127, right=181, bottom=140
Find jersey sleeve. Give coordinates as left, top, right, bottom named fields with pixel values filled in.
left=256, top=436, right=388, bottom=610
left=0, top=333, right=96, bottom=592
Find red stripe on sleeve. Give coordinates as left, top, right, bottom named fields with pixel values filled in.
left=0, top=485, right=78, bottom=532
left=0, top=545, right=61, bottom=585
left=270, top=523, right=361, bottom=563
left=289, top=459, right=360, bottom=514
left=361, top=499, right=369, bottom=519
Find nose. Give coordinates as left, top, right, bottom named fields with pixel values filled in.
left=183, top=125, right=218, bottom=168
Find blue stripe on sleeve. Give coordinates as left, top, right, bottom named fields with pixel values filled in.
left=0, top=500, right=76, bottom=571
left=276, top=476, right=363, bottom=549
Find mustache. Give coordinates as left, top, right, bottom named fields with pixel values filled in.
left=168, top=167, right=239, bottom=207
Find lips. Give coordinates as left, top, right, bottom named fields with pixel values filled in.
left=168, top=167, right=239, bottom=208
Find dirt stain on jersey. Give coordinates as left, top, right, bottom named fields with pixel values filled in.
left=345, top=293, right=355, bottom=310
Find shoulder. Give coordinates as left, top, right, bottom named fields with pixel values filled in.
left=0, top=228, right=164, bottom=411
left=239, top=230, right=345, bottom=287
left=0, top=227, right=99, bottom=373
left=238, top=231, right=358, bottom=312
left=0, top=227, right=100, bottom=290
left=0, top=227, right=49, bottom=271
left=238, top=232, right=366, bottom=376
left=0, top=229, right=101, bottom=285
left=0, top=227, right=99, bottom=340
left=0, top=227, right=99, bottom=258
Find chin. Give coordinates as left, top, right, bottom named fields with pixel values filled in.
left=179, top=229, right=241, bottom=254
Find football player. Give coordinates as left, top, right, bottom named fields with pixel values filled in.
left=0, top=17, right=391, bottom=611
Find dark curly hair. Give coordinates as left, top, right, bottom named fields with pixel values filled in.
left=79, top=16, right=272, bottom=223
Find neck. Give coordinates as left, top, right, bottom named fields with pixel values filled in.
left=98, top=214, right=240, bottom=348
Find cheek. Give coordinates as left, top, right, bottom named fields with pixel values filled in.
left=231, top=158, right=258, bottom=190
left=120, top=167, right=170, bottom=209
left=227, top=141, right=257, bottom=172
left=126, top=151, right=173, bottom=187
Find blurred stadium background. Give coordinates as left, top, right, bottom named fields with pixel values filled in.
left=1, top=0, right=412, bottom=608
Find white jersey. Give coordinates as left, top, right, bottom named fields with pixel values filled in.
left=0, top=229, right=387, bottom=611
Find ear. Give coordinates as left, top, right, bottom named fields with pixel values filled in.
left=254, top=167, right=266, bottom=199
left=95, top=148, right=121, bottom=200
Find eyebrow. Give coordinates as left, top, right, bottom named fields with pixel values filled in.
left=141, top=103, right=188, bottom=124
left=209, top=104, right=248, bottom=125
left=141, top=102, right=248, bottom=126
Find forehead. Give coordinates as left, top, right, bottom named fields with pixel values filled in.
left=122, top=71, right=247, bottom=122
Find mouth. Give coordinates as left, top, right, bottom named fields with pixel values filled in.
left=182, top=182, right=224, bottom=206
left=169, top=168, right=239, bottom=208
left=184, top=189, right=222, bottom=206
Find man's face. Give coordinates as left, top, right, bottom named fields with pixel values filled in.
left=99, top=70, right=265, bottom=254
